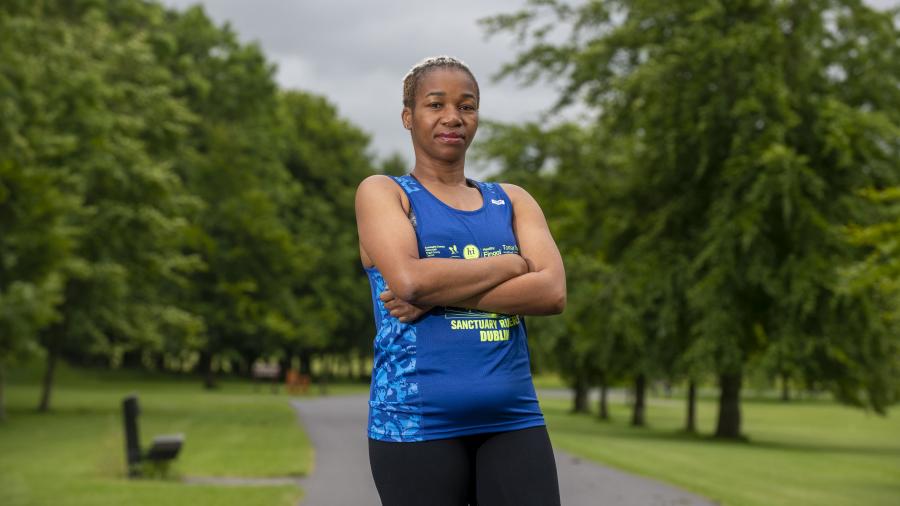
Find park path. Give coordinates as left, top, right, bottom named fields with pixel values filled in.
left=292, top=394, right=718, bottom=506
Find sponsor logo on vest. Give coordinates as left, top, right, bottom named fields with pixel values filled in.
left=463, top=244, right=480, bottom=259
left=491, top=199, right=506, bottom=206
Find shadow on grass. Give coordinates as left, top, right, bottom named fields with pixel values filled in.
left=6, top=404, right=120, bottom=417
left=546, top=408, right=900, bottom=458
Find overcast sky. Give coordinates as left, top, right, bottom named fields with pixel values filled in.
left=158, top=0, right=898, bottom=174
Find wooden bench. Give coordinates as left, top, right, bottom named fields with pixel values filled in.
left=122, top=395, right=184, bottom=478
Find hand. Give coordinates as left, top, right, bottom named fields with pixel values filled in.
left=522, top=255, right=535, bottom=273
left=501, top=252, right=530, bottom=276
left=379, top=289, right=433, bottom=323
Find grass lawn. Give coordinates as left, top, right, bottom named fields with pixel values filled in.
left=0, top=362, right=365, bottom=506
left=540, top=391, right=900, bottom=506
left=532, top=372, right=567, bottom=390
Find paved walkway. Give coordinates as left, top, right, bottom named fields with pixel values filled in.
left=292, top=394, right=718, bottom=506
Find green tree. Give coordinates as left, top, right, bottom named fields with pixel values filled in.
left=152, top=6, right=376, bottom=385
left=94, top=2, right=378, bottom=385
left=0, top=135, right=75, bottom=420
left=843, top=186, right=900, bottom=314
left=154, top=5, right=304, bottom=387
left=1, top=1, right=202, bottom=411
left=838, top=185, right=900, bottom=407
left=2, top=0, right=382, bottom=405
left=484, top=0, right=900, bottom=437
left=277, top=90, right=376, bottom=375
left=477, top=121, right=644, bottom=417
left=378, top=152, right=410, bottom=177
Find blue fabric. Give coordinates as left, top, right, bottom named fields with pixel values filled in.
left=365, top=174, right=545, bottom=442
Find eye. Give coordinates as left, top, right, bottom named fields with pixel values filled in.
left=428, top=102, right=442, bottom=109
left=460, top=104, right=477, bottom=111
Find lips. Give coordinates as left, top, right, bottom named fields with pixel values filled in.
left=436, top=132, right=465, bottom=144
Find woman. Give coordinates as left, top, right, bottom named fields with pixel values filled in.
left=355, top=56, right=565, bottom=506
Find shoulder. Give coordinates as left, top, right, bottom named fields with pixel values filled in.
left=498, top=182, right=540, bottom=208
left=498, top=182, right=549, bottom=224
left=355, top=174, right=410, bottom=214
left=356, top=174, right=402, bottom=201
left=357, top=174, right=399, bottom=193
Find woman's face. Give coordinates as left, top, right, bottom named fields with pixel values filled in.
left=403, top=68, right=479, bottom=163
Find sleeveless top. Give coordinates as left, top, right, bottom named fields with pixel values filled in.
left=364, top=173, right=545, bottom=442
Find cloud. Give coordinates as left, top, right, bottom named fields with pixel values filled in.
left=157, top=0, right=899, bottom=169
left=156, top=0, right=561, bottom=166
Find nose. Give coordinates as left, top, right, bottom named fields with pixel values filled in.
left=441, top=108, right=462, bottom=126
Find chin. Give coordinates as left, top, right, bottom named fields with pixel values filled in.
left=427, top=146, right=467, bottom=161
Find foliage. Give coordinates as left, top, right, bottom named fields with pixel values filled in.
left=481, top=0, right=900, bottom=435
left=277, top=91, right=376, bottom=359
left=0, top=0, right=378, bottom=411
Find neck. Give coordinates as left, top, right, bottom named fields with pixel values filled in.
left=411, top=153, right=468, bottom=186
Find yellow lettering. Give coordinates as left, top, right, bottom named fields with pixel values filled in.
left=450, top=319, right=499, bottom=330
left=479, top=330, right=510, bottom=342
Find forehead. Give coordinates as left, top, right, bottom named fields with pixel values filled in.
left=416, top=68, right=477, bottom=98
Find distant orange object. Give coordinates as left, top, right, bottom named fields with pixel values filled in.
left=286, top=369, right=311, bottom=395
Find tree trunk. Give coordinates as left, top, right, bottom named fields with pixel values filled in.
left=121, top=349, right=142, bottom=369
left=38, top=349, right=58, bottom=412
left=780, top=371, right=790, bottom=402
left=0, top=362, right=6, bottom=421
left=631, top=373, right=646, bottom=427
left=715, top=372, right=743, bottom=439
left=279, top=357, right=291, bottom=382
left=598, top=381, right=609, bottom=420
left=299, top=350, right=312, bottom=376
left=199, top=350, right=217, bottom=390
left=685, top=380, right=697, bottom=433
left=571, top=374, right=589, bottom=413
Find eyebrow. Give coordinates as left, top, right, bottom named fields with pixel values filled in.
left=425, top=91, right=477, bottom=100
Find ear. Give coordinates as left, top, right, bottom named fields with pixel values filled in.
left=401, top=107, right=412, bottom=130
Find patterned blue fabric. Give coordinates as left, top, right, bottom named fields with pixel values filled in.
left=394, top=175, right=422, bottom=195
left=364, top=174, right=545, bottom=442
left=366, top=268, right=423, bottom=441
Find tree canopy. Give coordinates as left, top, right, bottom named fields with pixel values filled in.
left=481, top=0, right=900, bottom=436
left=0, top=0, right=378, bottom=414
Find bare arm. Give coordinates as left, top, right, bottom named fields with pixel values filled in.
left=450, top=183, right=566, bottom=316
left=355, top=175, right=528, bottom=306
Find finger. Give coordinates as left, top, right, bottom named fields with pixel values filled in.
left=379, top=290, right=394, bottom=302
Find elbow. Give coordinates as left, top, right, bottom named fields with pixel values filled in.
left=544, top=271, right=567, bottom=314
left=531, top=272, right=566, bottom=315
left=548, top=287, right=567, bottom=315
left=388, top=274, right=421, bottom=303
left=536, top=282, right=566, bottom=315
left=384, top=261, right=429, bottom=303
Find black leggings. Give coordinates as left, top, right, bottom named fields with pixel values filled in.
left=369, top=425, right=561, bottom=506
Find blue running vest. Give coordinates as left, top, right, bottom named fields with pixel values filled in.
left=365, top=174, right=545, bottom=442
